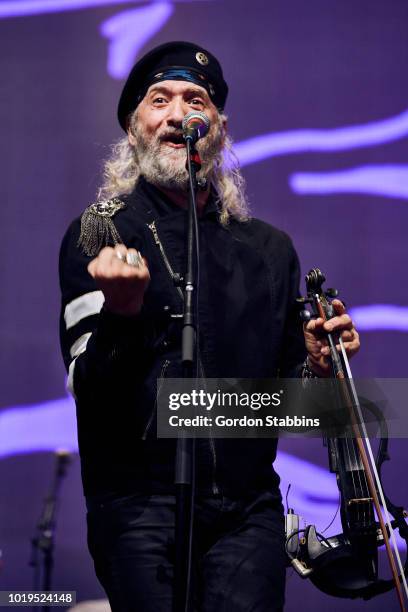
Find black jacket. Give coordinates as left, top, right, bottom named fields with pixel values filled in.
left=59, top=178, right=306, bottom=498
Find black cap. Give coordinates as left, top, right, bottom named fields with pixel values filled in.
left=117, top=41, right=228, bottom=131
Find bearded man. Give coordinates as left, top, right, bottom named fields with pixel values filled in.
left=59, top=41, right=360, bottom=612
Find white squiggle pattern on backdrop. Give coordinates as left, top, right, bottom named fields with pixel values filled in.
left=290, top=165, right=408, bottom=200
left=234, top=110, right=408, bottom=164
left=0, top=0, right=206, bottom=18
left=349, top=305, right=408, bottom=332
left=100, top=3, right=174, bottom=78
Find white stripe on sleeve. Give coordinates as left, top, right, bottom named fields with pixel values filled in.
left=64, top=291, right=104, bottom=330
left=67, top=357, right=78, bottom=399
left=69, top=332, right=92, bottom=359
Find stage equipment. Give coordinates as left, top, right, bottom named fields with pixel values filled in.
left=182, top=111, right=210, bottom=145
left=29, top=450, right=71, bottom=612
left=173, top=112, right=210, bottom=612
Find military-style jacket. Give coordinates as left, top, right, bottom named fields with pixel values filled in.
left=59, top=178, right=306, bottom=498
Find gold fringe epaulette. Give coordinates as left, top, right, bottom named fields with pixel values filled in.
left=77, top=197, right=125, bottom=256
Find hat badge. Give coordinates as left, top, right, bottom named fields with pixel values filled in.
left=196, top=52, right=209, bottom=66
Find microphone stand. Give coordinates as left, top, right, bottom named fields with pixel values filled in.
left=29, top=451, right=71, bottom=612
left=173, top=138, right=201, bottom=612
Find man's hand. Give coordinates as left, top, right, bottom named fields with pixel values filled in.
left=303, top=299, right=360, bottom=377
left=87, top=244, right=150, bottom=317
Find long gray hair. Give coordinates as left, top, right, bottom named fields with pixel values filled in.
left=97, top=113, right=250, bottom=225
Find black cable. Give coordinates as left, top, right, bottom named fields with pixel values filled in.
left=285, top=529, right=306, bottom=560
left=321, top=494, right=341, bottom=534
left=285, top=484, right=292, bottom=513
left=285, top=527, right=334, bottom=561
left=316, top=532, right=334, bottom=549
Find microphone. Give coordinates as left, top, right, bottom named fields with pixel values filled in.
left=182, top=111, right=210, bottom=144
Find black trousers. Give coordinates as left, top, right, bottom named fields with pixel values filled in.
left=86, top=491, right=286, bottom=612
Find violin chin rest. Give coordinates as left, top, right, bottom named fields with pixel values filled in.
left=309, top=544, right=379, bottom=599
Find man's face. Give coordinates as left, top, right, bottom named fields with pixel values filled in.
left=128, top=79, right=224, bottom=190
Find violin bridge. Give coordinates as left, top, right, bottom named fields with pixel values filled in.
left=347, top=497, right=373, bottom=506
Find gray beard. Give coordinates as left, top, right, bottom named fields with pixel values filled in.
left=132, top=123, right=223, bottom=191
left=136, top=143, right=191, bottom=190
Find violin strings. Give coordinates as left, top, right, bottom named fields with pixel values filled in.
left=340, top=350, right=369, bottom=530
left=338, top=339, right=368, bottom=528
left=319, top=291, right=367, bottom=529
left=331, top=334, right=368, bottom=530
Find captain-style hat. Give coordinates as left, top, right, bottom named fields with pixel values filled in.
left=117, top=41, right=228, bottom=131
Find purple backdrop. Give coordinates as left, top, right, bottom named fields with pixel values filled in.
left=1, top=0, right=407, bottom=609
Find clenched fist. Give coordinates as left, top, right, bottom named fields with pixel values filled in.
left=87, top=244, right=150, bottom=317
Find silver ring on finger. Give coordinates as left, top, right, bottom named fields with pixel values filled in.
left=116, top=251, right=126, bottom=262
left=126, top=250, right=143, bottom=268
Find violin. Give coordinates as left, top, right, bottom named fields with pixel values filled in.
left=285, top=268, right=408, bottom=609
